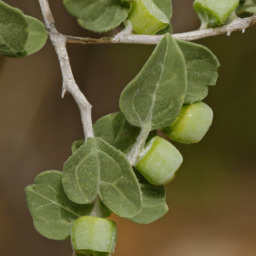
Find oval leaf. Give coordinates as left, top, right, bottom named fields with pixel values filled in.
left=128, top=170, right=168, bottom=224
left=176, top=40, right=220, bottom=104
left=63, top=0, right=130, bottom=33
left=62, top=137, right=142, bottom=218
left=119, top=34, right=187, bottom=131
left=25, top=171, right=97, bottom=240
left=18, top=15, right=48, bottom=57
left=94, top=112, right=140, bottom=154
left=0, top=0, right=28, bottom=57
left=153, top=0, right=172, bottom=19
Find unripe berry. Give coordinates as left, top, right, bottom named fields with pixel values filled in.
left=71, top=216, right=117, bottom=256
left=135, top=136, right=183, bottom=186
left=128, top=0, right=170, bottom=35
left=162, top=102, right=213, bottom=144
left=193, top=0, right=239, bottom=29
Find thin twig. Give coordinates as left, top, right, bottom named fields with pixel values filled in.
left=66, top=15, right=256, bottom=45
left=38, top=0, right=94, bottom=140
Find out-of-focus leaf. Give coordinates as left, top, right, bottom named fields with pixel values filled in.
left=0, top=0, right=28, bottom=57
left=18, top=16, right=48, bottom=57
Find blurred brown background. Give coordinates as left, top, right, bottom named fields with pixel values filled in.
left=1, top=0, right=256, bottom=255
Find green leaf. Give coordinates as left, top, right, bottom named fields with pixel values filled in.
left=63, top=0, right=130, bottom=33
left=176, top=40, right=220, bottom=104
left=25, top=171, right=98, bottom=240
left=0, top=0, right=28, bottom=57
left=153, top=0, right=172, bottom=19
left=128, top=170, right=168, bottom=224
left=75, top=112, right=157, bottom=156
left=157, top=24, right=173, bottom=35
left=119, top=34, right=187, bottom=131
left=72, top=140, right=85, bottom=154
left=62, top=137, right=142, bottom=218
left=243, top=5, right=256, bottom=13
left=153, top=0, right=173, bottom=34
left=18, top=16, right=48, bottom=57
left=94, top=112, right=140, bottom=154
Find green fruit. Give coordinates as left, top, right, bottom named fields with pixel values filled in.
left=193, top=0, right=239, bottom=28
left=162, top=102, right=213, bottom=144
left=128, top=0, right=170, bottom=35
left=135, top=136, right=183, bottom=186
left=71, top=216, right=117, bottom=256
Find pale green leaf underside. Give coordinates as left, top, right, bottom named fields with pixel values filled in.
left=120, top=34, right=187, bottom=131
left=25, top=171, right=95, bottom=240
left=0, top=0, right=28, bottom=57
left=176, top=40, right=220, bottom=104
left=63, top=0, right=130, bottom=32
left=128, top=171, right=168, bottom=224
left=62, top=137, right=142, bottom=218
left=19, top=15, right=48, bottom=57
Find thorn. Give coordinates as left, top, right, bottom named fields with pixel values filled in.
left=61, top=87, right=67, bottom=98
left=227, top=29, right=232, bottom=36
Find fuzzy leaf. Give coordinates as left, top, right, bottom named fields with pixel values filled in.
left=25, top=171, right=99, bottom=240
left=72, top=140, right=85, bottom=154
left=94, top=112, right=140, bottom=154
left=62, top=137, right=142, bottom=218
left=120, top=34, right=187, bottom=131
left=0, top=0, right=28, bottom=57
left=75, top=113, right=157, bottom=155
left=157, top=24, right=173, bottom=35
left=18, top=16, right=48, bottom=57
left=153, top=0, right=172, bottom=19
left=154, top=0, right=173, bottom=34
left=128, top=170, right=168, bottom=224
left=63, top=0, right=130, bottom=33
left=176, top=40, right=220, bottom=104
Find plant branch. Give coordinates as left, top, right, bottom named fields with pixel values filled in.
left=38, top=0, right=94, bottom=140
left=66, top=14, right=256, bottom=45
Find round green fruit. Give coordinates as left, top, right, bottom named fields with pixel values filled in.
left=71, top=216, right=117, bottom=256
left=135, top=136, right=183, bottom=186
left=162, top=102, right=213, bottom=144
left=193, top=0, right=239, bottom=29
left=128, top=0, right=170, bottom=35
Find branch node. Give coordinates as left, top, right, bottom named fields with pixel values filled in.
left=112, top=20, right=133, bottom=43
